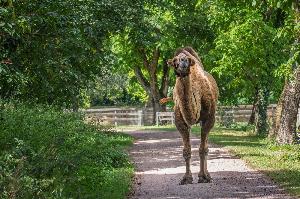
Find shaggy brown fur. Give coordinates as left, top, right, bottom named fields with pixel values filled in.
left=168, top=47, right=218, bottom=184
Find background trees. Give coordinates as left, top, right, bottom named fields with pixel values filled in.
left=272, top=0, right=300, bottom=144
left=1, top=0, right=142, bottom=108
left=1, top=0, right=299, bottom=142
left=200, top=0, right=290, bottom=134
left=109, top=0, right=213, bottom=122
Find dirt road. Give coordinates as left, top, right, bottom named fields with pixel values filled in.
left=127, top=129, right=296, bottom=199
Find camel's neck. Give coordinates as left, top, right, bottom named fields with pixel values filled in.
left=174, top=76, right=195, bottom=125
left=176, top=76, right=192, bottom=102
left=174, top=66, right=205, bottom=126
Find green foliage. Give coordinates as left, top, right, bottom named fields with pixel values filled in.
left=1, top=0, right=299, bottom=108
left=88, top=73, right=143, bottom=107
left=196, top=0, right=300, bottom=106
left=208, top=11, right=285, bottom=104
left=255, top=88, right=269, bottom=135
left=109, top=0, right=214, bottom=103
left=0, top=0, right=141, bottom=108
left=0, top=101, right=133, bottom=198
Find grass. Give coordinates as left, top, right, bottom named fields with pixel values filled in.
left=0, top=102, right=134, bottom=199
left=202, top=126, right=300, bottom=197
left=123, top=124, right=300, bottom=197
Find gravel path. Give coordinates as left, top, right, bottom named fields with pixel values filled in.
left=127, top=129, right=296, bottom=199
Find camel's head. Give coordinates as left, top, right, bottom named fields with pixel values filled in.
left=168, top=53, right=195, bottom=77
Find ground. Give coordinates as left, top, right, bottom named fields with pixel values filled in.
left=126, top=129, right=296, bottom=199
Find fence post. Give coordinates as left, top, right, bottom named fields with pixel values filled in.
left=114, top=110, right=117, bottom=126
left=156, top=112, right=159, bottom=126
left=138, top=110, right=142, bottom=126
left=232, top=107, right=235, bottom=123
left=171, top=112, right=174, bottom=125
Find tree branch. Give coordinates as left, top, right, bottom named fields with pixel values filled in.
left=160, top=59, right=170, bottom=97
left=134, top=66, right=151, bottom=94
left=150, top=48, right=160, bottom=72
left=138, top=48, right=150, bottom=69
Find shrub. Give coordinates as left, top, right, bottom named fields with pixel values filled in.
left=0, top=102, right=133, bottom=198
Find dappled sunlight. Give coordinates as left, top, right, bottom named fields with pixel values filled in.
left=134, top=137, right=200, bottom=145
left=135, top=138, right=181, bottom=144
left=136, top=165, right=186, bottom=175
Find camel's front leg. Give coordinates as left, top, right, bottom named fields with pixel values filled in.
left=180, top=132, right=193, bottom=185
left=198, top=120, right=213, bottom=183
left=175, top=111, right=193, bottom=185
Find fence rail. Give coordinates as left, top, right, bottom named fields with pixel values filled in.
left=156, top=112, right=175, bottom=126
left=83, top=105, right=278, bottom=126
left=84, top=108, right=143, bottom=126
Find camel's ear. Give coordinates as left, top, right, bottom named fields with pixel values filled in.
left=188, top=57, right=195, bottom=66
left=167, top=58, right=177, bottom=67
left=167, top=59, right=173, bottom=66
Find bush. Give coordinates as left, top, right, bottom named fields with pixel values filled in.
left=0, top=102, right=133, bottom=198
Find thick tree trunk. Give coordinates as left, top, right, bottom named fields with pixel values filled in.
left=134, top=48, right=170, bottom=125
left=255, top=88, right=269, bottom=135
left=150, top=96, right=164, bottom=124
left=269, top=82, right=286, bottom=138
left=275, top=67, right=300, bottom=144
left=274, top=0, right=300, bottom=144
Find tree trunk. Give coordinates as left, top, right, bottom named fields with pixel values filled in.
left=149, top=96, right=164, bottom=124
left=134, top=48, right=170, bottom=125
left=273, top=0, right=300, bottom=144
left=255, top=88, right=269, bottom=135
left=269, top=82, right=286, bottom=138
left=248, top=88, right=259, bottom=125
left=275, top=67, right=300, bottom=144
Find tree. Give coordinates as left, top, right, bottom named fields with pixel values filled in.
left=199, top=0, right=289, bottom=133
left=273, top=0, right=300, bottom=144
left=111, top=0, right=214, bottom=124
left=0, top=0, right=141, bottom=108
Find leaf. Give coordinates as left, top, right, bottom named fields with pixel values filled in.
left=276, top=2, right=281, bottom=8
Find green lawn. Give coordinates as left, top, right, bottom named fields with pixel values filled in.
left=127, top=125, right=300, bottom=197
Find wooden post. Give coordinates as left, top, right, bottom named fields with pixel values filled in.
left=156, top=112, right=159, bottom=126
left=114, top=110, right=117, bottom=126
left=171, top=112, right=174, bottom=125
left=138, top=110, right=143, bottom=126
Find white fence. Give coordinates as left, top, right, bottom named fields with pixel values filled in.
left=156, top=112, right=175, bottom=126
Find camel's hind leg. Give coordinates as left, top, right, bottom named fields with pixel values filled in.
left=198, top=118, right=214, bottom=183
left=175, top=111, right=193, bottom=185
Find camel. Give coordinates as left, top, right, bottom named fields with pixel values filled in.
left=166, top=47, right=219, bottom=184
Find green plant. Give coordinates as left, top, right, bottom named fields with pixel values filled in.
left=0, top=101, right=134, bottom=198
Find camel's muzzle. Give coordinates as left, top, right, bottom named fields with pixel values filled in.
left=175, top=60, right=190, bottom=77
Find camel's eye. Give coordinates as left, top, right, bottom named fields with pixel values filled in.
left=187, top=57, right=195, bottom=66
left=173, top=58, right=178, bottom=67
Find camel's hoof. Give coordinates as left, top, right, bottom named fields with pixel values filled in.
left=179, top=175, right=193, bottom=185
left=198, top=174, right=211, bottom=183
